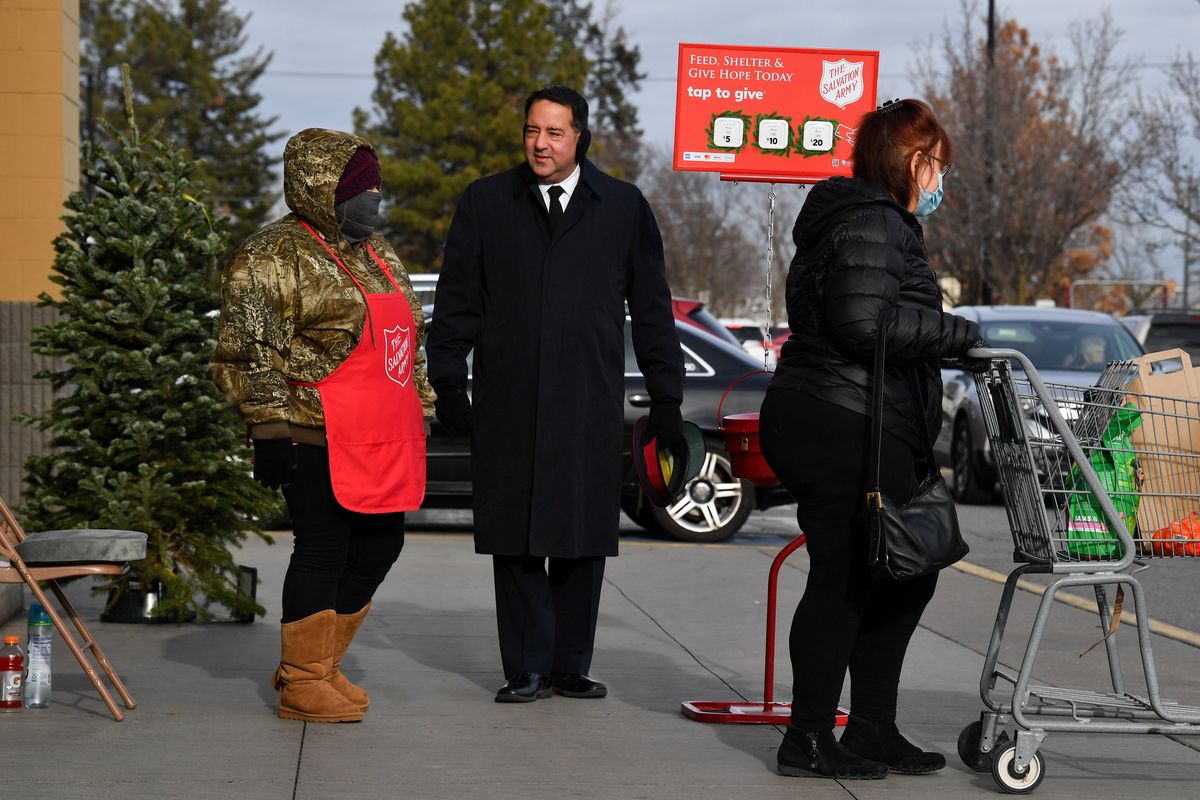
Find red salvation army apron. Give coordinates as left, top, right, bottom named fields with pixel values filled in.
left=295, top=220, right=426, bottom=513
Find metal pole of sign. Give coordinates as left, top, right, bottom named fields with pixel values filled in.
left=762, top=186, right=776, bottom=368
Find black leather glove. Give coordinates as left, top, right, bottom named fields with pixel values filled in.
left=962, top=337, right=992, bottom=373
left=949, top=315, right=981, bottom=351
left=641, top=400, right=683, bottom=449
left=253, top=438, right=296, bottom=489
left=434, top=382, right=472, bottom=434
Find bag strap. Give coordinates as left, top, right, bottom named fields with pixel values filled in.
left=904, top=369, right=939, bottom=479
left=868, top=312, right=889, bottom=496
left=868, top=311, right=937, bottom=501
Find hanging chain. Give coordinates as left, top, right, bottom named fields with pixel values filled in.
left=763, top=185, right=776, bottom=369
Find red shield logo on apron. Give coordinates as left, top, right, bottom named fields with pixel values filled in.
left=383, top=325, right=413, bottom=387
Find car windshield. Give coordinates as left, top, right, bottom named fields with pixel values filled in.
left=979, top=320, right=1142, bottom=372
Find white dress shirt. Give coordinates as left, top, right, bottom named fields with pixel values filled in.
left=537, top=164, right=581, bottom=213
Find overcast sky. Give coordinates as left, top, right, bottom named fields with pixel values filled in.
left=232, top=0, right=1198, bottom=153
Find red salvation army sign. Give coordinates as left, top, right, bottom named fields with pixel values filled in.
left=673, top=43, right=880, bottom=183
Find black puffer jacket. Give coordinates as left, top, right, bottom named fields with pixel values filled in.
left=770, top=177, right=979, bottom=451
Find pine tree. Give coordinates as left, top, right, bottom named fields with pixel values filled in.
left=355, top=0, right=590, bottom=271
left=19, top=68, right=277, bottom=621
left=81, top=0, right=283, bottom=244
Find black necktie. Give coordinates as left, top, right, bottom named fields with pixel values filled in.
left=547, top=185, right=565, bottom=234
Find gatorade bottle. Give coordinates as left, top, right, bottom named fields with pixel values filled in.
left=0, top=635, right=23, bottom=711
left=25, top=603, right=52, bottom=708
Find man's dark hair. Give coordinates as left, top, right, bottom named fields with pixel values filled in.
left=523, top=85, right=589, bottom=133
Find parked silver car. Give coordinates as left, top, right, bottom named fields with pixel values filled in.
left=934, top=306, right=1144, bottom=503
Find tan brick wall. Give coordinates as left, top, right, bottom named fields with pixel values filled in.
left=0, top=0, right=80, bottom=302
left=0, top=0, right=79, bottom=620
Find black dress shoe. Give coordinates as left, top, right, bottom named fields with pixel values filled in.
left=551, top=672, right=608, bottom=698
left=494, top=671, right=552, bottom=703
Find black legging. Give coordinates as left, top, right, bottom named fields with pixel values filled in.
left=760, top=390, right=938, bottom=729
left=280, top=444, right=406, bottom=622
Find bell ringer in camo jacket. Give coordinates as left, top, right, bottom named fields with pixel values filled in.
left=210, top=128, right=436, bottom=446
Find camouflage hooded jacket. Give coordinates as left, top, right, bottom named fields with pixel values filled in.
left=210, top=128, right=435, bottom=444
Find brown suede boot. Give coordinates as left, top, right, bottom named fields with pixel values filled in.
left=275, top=610, right=364, bottom=723
left=331, top=602, right=371, bottom=711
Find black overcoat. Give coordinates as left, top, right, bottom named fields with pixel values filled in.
left=427, top=161, right=683, bottom=558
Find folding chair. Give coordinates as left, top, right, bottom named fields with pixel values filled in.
left=0, top=494, right=146, bottom=721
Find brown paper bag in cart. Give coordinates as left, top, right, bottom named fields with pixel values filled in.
left=1126, top=350, right=1200, bottom=538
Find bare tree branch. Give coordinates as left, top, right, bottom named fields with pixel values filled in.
left=638, top=146, right=764, bottom=317
left=917, top=5, right=1132, bottom=304
left=1120, top=51, right=1200, bottom=305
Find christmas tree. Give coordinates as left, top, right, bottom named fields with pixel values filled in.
left=19, top=67, right=276, bottom=621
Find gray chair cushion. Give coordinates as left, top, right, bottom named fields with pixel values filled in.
left=16, top=529, right=147, bottom=565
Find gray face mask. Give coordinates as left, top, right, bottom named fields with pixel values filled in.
left=335, top=190, right=382, bottom=243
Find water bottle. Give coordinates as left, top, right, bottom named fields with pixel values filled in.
left=0, top=635, right=23, bottom=711
left=25, top=603, right=52, bottom=708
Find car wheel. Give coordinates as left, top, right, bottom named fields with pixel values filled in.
left=647, top=443, right=753, bottom=543
left=952, top=416, right=994, bottom=505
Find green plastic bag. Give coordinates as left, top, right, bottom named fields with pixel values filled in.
left=1066, top=405, right=1142, bottom=558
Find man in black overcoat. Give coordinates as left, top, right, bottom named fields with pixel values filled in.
left=426, top=85, right=684, bottom=702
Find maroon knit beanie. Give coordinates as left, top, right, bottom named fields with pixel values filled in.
left=334, top=147, right=381, bottom=205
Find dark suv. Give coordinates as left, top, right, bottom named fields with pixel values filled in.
left=1120, top=310, right=1200, bottom=361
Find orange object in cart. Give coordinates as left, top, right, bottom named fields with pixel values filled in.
left=1150, top=513, right=1200, bottom=557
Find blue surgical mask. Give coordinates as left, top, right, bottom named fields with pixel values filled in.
left=915, top=171, right=943, bottom=217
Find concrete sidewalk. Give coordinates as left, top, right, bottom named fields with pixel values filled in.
left=2, top=530, right=1200, bottom=799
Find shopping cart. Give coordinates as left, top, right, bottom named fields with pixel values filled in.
left=959, top=348, right=1200, bottom=794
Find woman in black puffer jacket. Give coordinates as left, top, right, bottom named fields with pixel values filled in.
left=761, top=99, right=982, bottom=781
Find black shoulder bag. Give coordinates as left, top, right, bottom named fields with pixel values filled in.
left=865, top=315, right=969, bottom=580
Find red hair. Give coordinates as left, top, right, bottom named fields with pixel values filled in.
left=852, top=99, right=953, bottom=209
